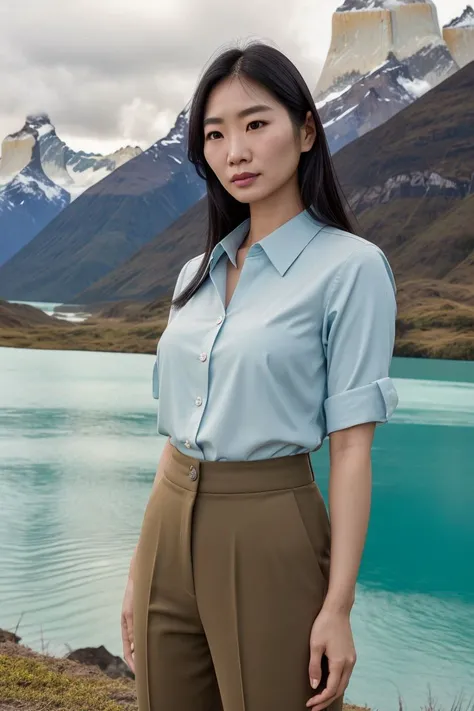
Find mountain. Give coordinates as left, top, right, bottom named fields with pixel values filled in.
left=331, top=60, right=474, bottom=229
left=314, top=0, right=459, bottom=153
left=0, top=114, right=142, bottom=201
left=443, top=5, right=474, bottom=68
left=0, top=105, right=206, bottom=303
left=317, top=52, right=431, bottom=153
left=0, top=131, right=70, bottom=265
left=69, top=197, right=208, bottom=304
left=0, top=113, right=142, bottom=265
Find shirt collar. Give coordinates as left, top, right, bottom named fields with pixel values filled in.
left=208, top=209, right=327, bottom=277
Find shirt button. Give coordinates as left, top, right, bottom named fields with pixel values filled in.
left=189, top=466, right=198, bottom=481
left=216, top=316, right=223, bottom=325
left=184, top=440, right=191, bottom=449
left=199, top=353, right=207, bottom=362
left=195, top=396, right=202, bottom=406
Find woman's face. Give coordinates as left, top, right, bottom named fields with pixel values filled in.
left=203, top=75, right=315, bottom=204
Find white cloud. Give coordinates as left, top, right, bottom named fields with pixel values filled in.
left=0, top=0, right=468, bottom=154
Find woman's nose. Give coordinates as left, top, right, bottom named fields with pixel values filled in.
left=227, top=135, right=251, bottom=164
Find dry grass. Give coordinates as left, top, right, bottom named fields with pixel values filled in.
left=0, top=641, right=137, bottom=711
left=0, top=318, right=166, bottom=354
left=1, top=280, right=474, bottom=360
left=394, top=279, right=474, bottom=359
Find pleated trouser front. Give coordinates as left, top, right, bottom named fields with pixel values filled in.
left=133, top=443, right=345, bottom=711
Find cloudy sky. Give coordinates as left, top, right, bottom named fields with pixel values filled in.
left=0, top=0, right=468, bottom=155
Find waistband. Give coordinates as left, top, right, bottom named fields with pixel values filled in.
left=164, top=443, right=315, bottom=493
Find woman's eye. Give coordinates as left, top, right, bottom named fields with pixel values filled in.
left=205, top=120, right=266, bottom=141
left=248, top=120, right=265, bottom=130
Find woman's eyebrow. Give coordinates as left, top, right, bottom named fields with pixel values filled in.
left=203, top=104, right=273, bottom=127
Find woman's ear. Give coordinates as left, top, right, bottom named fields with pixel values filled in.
left=301, top=110, right=316, bottom=153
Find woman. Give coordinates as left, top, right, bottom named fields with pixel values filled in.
left=121, top=40, right=399, bottom=711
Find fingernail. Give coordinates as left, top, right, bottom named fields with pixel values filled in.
left=311, top=678, right=318, bottom=689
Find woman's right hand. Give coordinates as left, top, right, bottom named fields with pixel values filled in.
left=121, top=572, right=135, bottom=674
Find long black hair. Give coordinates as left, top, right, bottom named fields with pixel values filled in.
left=172, top=39, right=360, bottom=311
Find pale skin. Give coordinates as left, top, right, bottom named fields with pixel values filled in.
left=121, top=74, right=374, bottom=709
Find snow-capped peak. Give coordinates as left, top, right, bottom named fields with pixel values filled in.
left=337, top=0, right=432, bottom=11
left=444, top=5, right=474, bottom=28
left=25, top=113, right=55, bottom=139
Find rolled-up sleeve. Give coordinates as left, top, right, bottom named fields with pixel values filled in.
left=322, top=245, right=399, bottom=433
left=152, top=260, right=190, bottom=400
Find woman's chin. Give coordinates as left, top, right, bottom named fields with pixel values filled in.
left=231, top=186, right=269, bottom=204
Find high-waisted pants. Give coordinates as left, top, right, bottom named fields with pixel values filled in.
left=132, top=444, right=345, bottom=711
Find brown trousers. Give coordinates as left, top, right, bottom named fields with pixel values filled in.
left=133, top=444, right=345, bottom=711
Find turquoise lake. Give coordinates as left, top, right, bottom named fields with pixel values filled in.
left=0, top=345, right=473, bottom=711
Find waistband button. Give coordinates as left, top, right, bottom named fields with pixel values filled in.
left=189, top=466, right=198, bottom=481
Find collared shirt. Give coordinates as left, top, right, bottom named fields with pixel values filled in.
left=152, top=208, right=399, bottom=461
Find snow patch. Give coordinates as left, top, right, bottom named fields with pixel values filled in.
left=161, top=132, right=184, bottom=146
left=316, top=84, right=353, bottom=108
left=13, top=171, right=64, bottom=201
left=397, top=75, right=432, bottom=97
left=323, top=103, right=359, bottom=127
left=36, top=122, right=55, bottom=138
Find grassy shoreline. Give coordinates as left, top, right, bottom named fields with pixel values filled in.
left=0, top=636, right=369, bottom=711
left=1, top=293, right=474, bottom=359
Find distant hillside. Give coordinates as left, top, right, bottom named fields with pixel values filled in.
left=0, top=299, right=65, bottom=329
left=332, top=59, right=474, bottom=281
left=70, top=198, right=208, bottom=304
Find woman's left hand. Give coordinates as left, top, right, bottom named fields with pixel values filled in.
left=306, top=607, right=357, bottom=709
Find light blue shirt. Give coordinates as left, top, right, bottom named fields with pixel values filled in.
left=152, top=208, right=399, bottom=461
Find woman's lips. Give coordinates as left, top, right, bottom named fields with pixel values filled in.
left=232, top=174, right=260, bottom=187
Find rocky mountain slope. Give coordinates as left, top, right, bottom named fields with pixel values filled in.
left=316, top=52, right=430, bottom=153
left=315, top=0, right=459, bottom=152
left=443, top=5, right=474, bottom=68
left=0, top=106, right=206, bottom=302
left=0, top=114, right=141, bottom=265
